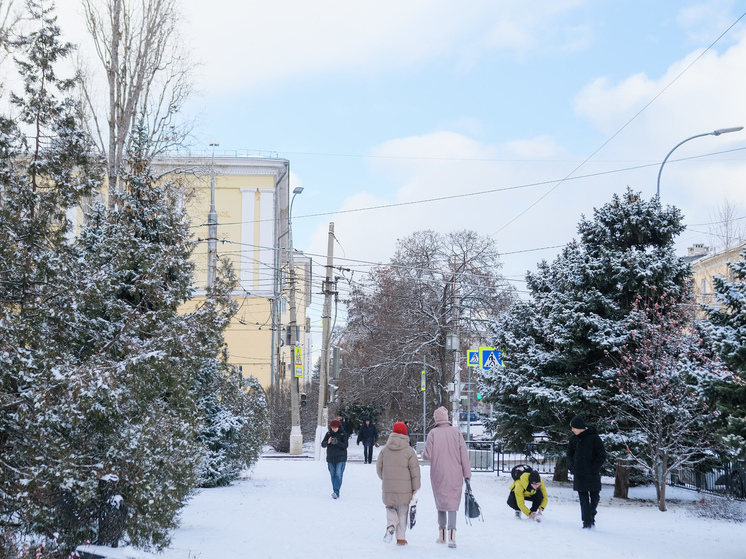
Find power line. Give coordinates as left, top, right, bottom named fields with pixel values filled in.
left=190, top=146, right=746, bottom=230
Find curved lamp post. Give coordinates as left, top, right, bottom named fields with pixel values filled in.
left=657, top=127, right=743, bottom=198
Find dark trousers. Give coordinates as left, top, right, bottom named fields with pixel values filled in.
left=577, top=490, right=600, bottom=526
left=507, top=489, right=544, bottom=514
left=363, top=444, right=374, bottom=464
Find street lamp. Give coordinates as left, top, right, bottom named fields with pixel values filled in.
left=207, top=142, right=219, bottom=288
left=288, top=185, right=304, bottom=455
left=656, top=127, right=743, bottom=198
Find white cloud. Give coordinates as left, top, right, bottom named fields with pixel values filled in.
left=677, top=0, right=743, bottom=44
left=307, top=31, right=746, bottom=287
left=176, top=0, right=592, bottom=92
left=306, top=129, right=615, bottom=288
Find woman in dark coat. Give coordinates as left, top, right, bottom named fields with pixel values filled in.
left=322, top=419, right=348, bottom=499
left=566, top=415, right=607, bottom=529
left=357, top=417, right=378, bottom=464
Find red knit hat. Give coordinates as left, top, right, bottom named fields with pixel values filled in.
left=330, top=419, right=341, bottom=429
left=392, top=422, right=408, bottom=435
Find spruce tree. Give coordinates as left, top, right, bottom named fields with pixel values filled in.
left=480, top=189, right=690, bottom=465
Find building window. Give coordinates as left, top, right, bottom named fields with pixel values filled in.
left=701, top=279, right=707, bottom=295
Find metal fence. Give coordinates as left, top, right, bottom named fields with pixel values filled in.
left=667, top=463, right=733, bottom=496
left=464, top=441, right=558, bottom=476
left=461, top=441, right=743, bottom=500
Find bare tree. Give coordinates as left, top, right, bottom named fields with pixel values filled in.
left=80, top=0, right=195, bottom=207
left=338, top=230, right=514, bottom=428
left=0, top=0, right=19, bottom=63
left=604, top=290, right=729, bottom=511
left=708, top=196, right=745, bottom=252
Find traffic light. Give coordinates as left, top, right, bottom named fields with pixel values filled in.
left=476, top=392, right=482, bottom=400
left=300, top=393, right=307, bottom=406
left=331, top=347, right=341, bottom=379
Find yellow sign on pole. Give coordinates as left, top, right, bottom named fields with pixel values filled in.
left=421, top=370, right=426, bottom=392
left=294, top=346, right=303, bottom=378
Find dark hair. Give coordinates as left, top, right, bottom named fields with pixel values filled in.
left=529, top=471, right=541, bottom=484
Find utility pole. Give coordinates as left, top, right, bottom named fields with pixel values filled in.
left=206, top=142, right=219, bottom=288
left=270, top=163, right=289, bottom=390
left=451, top=255, right=460, bottom=430
left=288, top=186, right=304, bottom=455
left=315, top=222, right=335, bottom=460
left=423, top=354, right=427, bottom=443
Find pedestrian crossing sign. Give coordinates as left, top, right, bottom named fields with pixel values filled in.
left=480, top=347, right=503, bottom=369
left=467, top=349, right=480, bottom=367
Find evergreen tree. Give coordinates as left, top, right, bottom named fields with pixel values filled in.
left=0, top=0, right=103, bottom=548
left=73, top=123, right=237, bottom=550
left=196, top=355, right=269, bottom=488
left=704, top=247, right=746, bottom=459
left=480, top=189, right=690, bottom=466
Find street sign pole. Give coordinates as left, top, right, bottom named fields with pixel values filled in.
left=422, top=355, right=427, bottom=444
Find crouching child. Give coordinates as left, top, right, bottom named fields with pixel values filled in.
left=508, top=470, right=548, bottom=522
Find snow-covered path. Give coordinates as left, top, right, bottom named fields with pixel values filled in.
left=160, top=444, right=741, bottom=559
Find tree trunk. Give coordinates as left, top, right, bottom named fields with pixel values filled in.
left=658, top=470, right=668, bottom=512
left=614, top=456, right=630, bottom=499
left=553, top=455, right=569, bottom=482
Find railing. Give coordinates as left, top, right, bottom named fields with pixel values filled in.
left=463, top=441, right=559, bottom=476
left=667, top=463, right=736, bottom=497
left=460, top=443, right=743, bottom=501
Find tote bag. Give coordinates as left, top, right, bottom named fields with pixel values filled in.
left=464, top=479, right=483, bottom=524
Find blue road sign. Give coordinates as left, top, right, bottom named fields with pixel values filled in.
left=480, top=347, right=503, bottom=369
left=467, top=349, right=479, bottom=367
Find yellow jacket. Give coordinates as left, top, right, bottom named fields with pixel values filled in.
left=509, top=471, right=548, bottom=516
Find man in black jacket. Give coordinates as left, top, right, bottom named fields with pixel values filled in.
left=357, top=417, right=378, bottom=464
left=322, top=419, right=348, bottom=499
left=566, top=415, right=606, bottom=529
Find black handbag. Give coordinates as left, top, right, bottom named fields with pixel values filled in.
left=464, top=479, right=483, bottom=524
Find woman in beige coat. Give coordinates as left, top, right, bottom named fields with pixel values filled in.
left=376, top=422, right=421, bottom=546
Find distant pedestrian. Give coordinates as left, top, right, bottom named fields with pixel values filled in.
left=357, top=417, right=379, bottom=464
left=507, top=470, right=547, bottom=521
left=376, top=422, right=421, bottom=547
left=322, top=419, right=348, bottom=499
left=421, top=406, right=471, bottom=548
left=403, top=421, right=416, bottom=447
left=341, top=415, right=353, bottom=438
left=566, top=415, right=607, bottom=529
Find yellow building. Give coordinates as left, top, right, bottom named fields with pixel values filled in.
left=152, top=155, right=312, bottom=390
left=688, top=242, right=746, bottom=312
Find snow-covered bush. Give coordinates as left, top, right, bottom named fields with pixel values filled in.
left=197, top=358, right=268, bottom=487
left=692, top=495, right=745, bottom=523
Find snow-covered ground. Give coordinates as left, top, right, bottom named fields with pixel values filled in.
left=137, top=443, right=743, bottom=559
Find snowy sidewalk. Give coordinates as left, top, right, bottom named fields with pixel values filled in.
left=160, top=446, right=741, bottom=559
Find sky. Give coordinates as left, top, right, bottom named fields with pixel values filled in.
left=52, top=0, right=746, bottom=333
left=77, top=443, right=744, bottom=559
